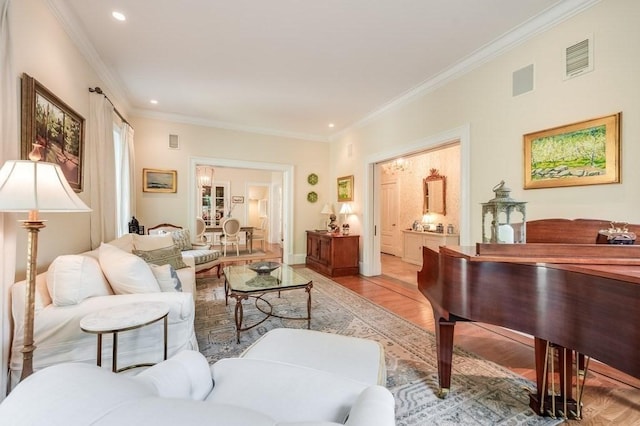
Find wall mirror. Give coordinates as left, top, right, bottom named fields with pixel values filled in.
left=423, top=168, right=446, bottom=215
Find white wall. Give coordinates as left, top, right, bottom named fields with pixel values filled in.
left=332, top=0, right=640, bottom=260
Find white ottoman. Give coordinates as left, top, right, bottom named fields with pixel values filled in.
left=240, top=328, right=387, bottom=386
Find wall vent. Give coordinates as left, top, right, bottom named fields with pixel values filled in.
left=169, top=134, right=180, bottom=149
left=564, top=37, right=593, bottom=80
left=512, top=64, right=534, bottom=97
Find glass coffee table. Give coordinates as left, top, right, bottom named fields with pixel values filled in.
left=223, top=263, right=313, bottom=343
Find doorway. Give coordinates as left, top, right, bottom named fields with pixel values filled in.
left=188, top=157, right=294, bottom=264
left=361, top=124, right=471, bottom=277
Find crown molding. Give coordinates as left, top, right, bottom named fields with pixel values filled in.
left=330, top=0, right=601, bottom=141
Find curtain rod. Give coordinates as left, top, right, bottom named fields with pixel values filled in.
left=88, top=87, right=132, bottom=127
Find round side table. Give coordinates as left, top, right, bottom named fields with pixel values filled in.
left=80, top=301, right=169, bottom=373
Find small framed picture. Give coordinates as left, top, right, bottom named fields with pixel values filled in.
left=231, top=195, right=244, bottom=203
left=337, top=175, right=354, bottom=202
left=143, top=168, right=177, bottom=193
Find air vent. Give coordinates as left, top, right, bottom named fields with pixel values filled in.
left=512, top=64, right=534, bottom=97
left=169, top=134, right=179, bottom=149
left=564, top=37, right=593, bottom=80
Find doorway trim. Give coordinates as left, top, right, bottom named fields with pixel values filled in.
left=360, top=124, right=471, bottom=276
left=188, top=157, right=294, bottom=264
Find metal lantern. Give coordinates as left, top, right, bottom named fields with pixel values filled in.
left=481, top=181, right=526, bottom=243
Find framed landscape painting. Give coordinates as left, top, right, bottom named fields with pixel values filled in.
left=21, top=73, right=85, bottom=192
left=523, top=113, right=620, bottom=189
left=143, top=168, right=177, bottom=193
left=337, top=175, right=354, bottom=202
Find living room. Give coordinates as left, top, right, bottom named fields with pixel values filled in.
left=2, top=0, right=640, bottom=422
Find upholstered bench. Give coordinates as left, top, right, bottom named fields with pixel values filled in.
left=240, top=328, right=387, bottom=386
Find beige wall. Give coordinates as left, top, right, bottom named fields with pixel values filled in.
left=132, top=116, right=330, bottom=258
left=332, top=0, right=640, bottom=255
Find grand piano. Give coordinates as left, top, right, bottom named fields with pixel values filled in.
left=417, top=219, right=640, bottom=419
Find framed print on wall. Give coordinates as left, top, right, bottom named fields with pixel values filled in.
left=143, top=168, right=177, bottom=193
left=21, top=73, right=86, bottom=192
left=337, top=175, right=354, bottom=202
left=523, top=112, right=621, bottom=189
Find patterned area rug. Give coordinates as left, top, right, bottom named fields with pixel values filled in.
left=195, top=268, right=562, bottom=426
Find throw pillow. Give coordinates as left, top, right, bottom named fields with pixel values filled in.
left=149, top=264, right=183, bottom=292
left=171, top=229, right=193, bottom=251
left=133, top=234, right=174, bottom=252
left=132, top=245, right=189, bottom=270
left=46, top=255, right=112, bottom=306
left=99, top=243, right=160, bottom=295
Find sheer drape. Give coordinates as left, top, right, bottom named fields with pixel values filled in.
left=114, top=121, right=135, bottom=237
left=88, top=94, right=117, bottom=248
left=0, top=0, right=17, bottom=399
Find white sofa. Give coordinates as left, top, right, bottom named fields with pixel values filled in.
left=0, top=329, right=395, bottom=426
left=8, top=233, right=199, bottom=389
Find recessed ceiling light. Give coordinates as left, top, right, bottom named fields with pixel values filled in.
left=328, top=123, right=335, bottom=128
left=150, top=99, right=158, bottom=105
left=112, top=11, right=126, bottom=21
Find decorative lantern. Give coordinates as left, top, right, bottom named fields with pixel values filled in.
left=481, top=181, right=526, bottom=243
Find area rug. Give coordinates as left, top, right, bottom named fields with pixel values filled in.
left=194, top=268, right=562, bottom=426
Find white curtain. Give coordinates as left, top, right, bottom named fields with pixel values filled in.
left=0, top=0, right=17, bottom=400
left=88, top=93, right=117, bottom=248
left=114, top=121, right=135, bottom=237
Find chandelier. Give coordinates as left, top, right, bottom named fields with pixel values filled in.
left=196, top=166, right=214, bottom=188
left=383, top=158, right=411, bottom=174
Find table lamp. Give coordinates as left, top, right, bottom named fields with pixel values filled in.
left=320, top=203, right=334, bottom=229
left=0, top=158, right=91, bottom=380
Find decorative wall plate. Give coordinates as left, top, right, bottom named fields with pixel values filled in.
left=307, top=173, right=318, bottom=185
left=307, top=191, right=318, bottom=203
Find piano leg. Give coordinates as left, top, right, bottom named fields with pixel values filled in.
left=434, top=318, right=456, bottom=398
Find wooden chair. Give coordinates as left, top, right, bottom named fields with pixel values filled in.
left=251, top=217, right=268, bottom=251
left=220, top=218, right=241, bottom=256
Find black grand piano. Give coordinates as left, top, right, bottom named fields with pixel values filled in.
left=417, top=219, right=640, bottom=418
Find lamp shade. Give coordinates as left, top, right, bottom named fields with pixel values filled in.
left=0, top=160, right=91, bottom=212
left=339, top=203, right=352, bottom=215
left=320, top=203, right=334, bottom=215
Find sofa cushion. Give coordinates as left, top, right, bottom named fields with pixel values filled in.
left=134, top=234, right=174, bottom=251
left=46, top=255, right=112, bottom=306
left=107, top=233, right=135, bottom=252
left=133, top=245, right=189, bottom=270
left=184, top=248, right=221, bottom=265
left=171, top=229, right=193, bottom=251
left=99, top=243, right=160, bottom=294
left=150, top=264, right=183, bottom=292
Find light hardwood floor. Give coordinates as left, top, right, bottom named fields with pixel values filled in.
left=331, top=253, right=640, bottom=425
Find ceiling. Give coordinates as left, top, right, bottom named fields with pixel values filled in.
left=53, top=0, right=593, bottom=141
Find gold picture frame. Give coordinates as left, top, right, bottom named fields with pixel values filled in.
left=21, top=73, right=85, bottom=192
left=143, top=168, right=177, bottom=193
left=523, top=113, right=621, bottom=189
left=337, top=175, right=354, bottom=202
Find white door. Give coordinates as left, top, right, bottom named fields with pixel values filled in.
left=380, top=181, right=400, bottom=255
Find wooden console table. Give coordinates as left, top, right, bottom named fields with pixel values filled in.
left=305, top=231, right=359, bottom=277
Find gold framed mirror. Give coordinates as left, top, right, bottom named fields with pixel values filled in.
left=423, top=169, right=446, bottom=215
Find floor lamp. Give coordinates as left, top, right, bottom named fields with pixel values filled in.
left=0, top=159, right=91, bottom=381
